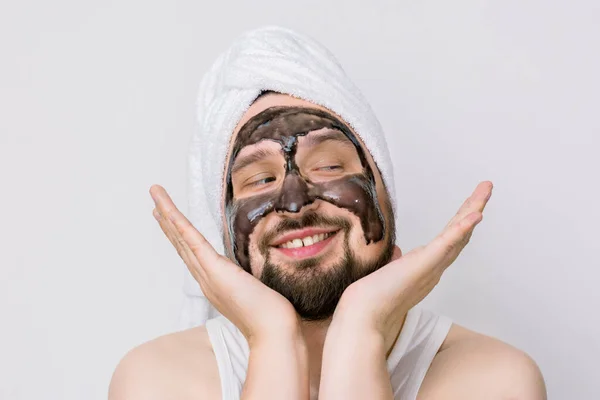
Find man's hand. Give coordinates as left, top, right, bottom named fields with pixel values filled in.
left=334, top=180, right=492, bottom=350
left=149, top=184, right=300, bottom=345
left=319, top=181, right=493, bottom=400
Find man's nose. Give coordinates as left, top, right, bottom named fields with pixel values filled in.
left=274, top=171, right=314, bottom=213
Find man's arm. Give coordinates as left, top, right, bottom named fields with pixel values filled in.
left=131, top=186, right=310, bottom=399
left=319, top=182, right=493, bottom=399
left=319, top=322, right=394, bottom=399
left=417, top=324, right=547, bottom=400
left=241, top=331, right=309, bottom=400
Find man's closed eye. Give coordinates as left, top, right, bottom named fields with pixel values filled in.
left=246, top=176, right=277, bottom=188
left=317, top=165, right=343, bottom=171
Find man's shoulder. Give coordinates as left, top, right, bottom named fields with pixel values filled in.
left=108, top=325, right=221, bottom=400
left=419, top=323, right=547, bottom=399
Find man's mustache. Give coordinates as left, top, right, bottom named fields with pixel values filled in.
left=259, top=211, right=352, bottom=249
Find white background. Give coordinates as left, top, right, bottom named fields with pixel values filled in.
left=1, top=0, right=598, bottom=399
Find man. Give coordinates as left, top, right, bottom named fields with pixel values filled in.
left=109, top=27, right=546, bottom=399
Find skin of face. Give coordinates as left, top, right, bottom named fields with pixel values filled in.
left=219, top=92, right=396, bottom=318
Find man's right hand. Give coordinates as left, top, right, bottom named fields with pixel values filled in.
left=149, top=184, right=301, bottom=345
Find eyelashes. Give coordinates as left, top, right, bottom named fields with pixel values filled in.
left=247, top=176, right=277, bottom=188
left=317, top=165, right=343, bottom=171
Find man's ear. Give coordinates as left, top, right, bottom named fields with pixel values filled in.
left=392, top=245, right=403, bottom=261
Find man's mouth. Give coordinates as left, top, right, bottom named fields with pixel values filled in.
left=270, top=227, right=341, bottom=260
left=277, top=231, right=336, bottom=248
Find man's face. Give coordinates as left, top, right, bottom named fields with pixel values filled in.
left=221, top=93, right=396, bottom=321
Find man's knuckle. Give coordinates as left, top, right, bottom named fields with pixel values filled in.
left=174, top=245, right=185, bottom=259
left=175, top=235, right=186, bottom=247
left=163, top=208, right=177, bottom=224
left=189, top=241, right=204, bottom=253
left=439, top=239, right=456, bottom=256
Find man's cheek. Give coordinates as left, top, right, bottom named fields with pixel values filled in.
left=247, top=230, right=267, bottom=278
left=345, top=214, right=376, bottom=258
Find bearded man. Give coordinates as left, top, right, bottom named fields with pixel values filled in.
left=109, top=26, right=546, bottom=400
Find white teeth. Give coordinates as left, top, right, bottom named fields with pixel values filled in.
left=302, top=236, right=314, bottom=246
left=280, top=232, right=334, bottom=249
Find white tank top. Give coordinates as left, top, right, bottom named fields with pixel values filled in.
left=205, top=306, right=452, bottom=400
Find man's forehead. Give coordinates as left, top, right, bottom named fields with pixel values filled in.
left=233, top=106, right=350, bottom=148
left=228, top=93, right=350, bottom=152
left=228, top=107, right=365, bottom=177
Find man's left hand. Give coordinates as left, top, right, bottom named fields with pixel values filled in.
left=331, top=181, right=493, bottom=354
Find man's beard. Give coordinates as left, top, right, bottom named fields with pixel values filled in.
left=257, top=211, right=395, bottom=321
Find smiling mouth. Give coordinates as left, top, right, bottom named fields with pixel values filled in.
left=271, top=229, right=341, bottom=260
left=277, top=231, right=336, bottom=249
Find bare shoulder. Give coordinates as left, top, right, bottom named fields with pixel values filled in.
left=108, top=325, right=221, bottom=400
left=418, top=323, right=547, bottom=400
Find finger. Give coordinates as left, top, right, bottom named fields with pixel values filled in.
left=153, top=208, right=195, bottom=266
left=150, top=185, right=222, bottom=270
left=153, top=208, right=213, bottom=294
left=153, top=208, right=206, bottom=278
left=151, top=187, right=244, bottom=304
left=447, top=181, right=491, bottom=226
left=427, top=211, right=483, bottom=269
left=445, top=181, right=493, bottom=230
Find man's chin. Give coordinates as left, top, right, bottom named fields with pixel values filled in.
left=268, top=250, right=346, bottom=272
left=259, top=257, right=353, bottom=321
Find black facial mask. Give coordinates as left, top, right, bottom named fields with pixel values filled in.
left=225, top=106, right=386, bottom=272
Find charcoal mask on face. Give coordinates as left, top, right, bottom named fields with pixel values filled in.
left=225, top=106, right=386, bottom=272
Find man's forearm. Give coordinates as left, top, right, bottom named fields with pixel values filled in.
left=241, top=332, right=310, bottom=400
left=319, top=322, right=393, bottom=400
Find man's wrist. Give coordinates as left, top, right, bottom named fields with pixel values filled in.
left=320, top=319, right=391, bottom=400
left=243, top=325, right=310, bottom=400
left=248, top=325, right=307, bottom=352
left=326, top=317, right=385, bottom=354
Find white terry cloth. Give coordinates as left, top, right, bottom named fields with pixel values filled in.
left=180, top=25, right=398, bottom=329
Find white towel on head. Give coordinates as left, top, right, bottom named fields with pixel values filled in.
left=180, top=25, right=397, bottom=329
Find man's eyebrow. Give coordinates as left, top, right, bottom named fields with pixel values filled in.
left=231, top=147, right=280, bottom=174
left=302, top=129, right=354, bottom=148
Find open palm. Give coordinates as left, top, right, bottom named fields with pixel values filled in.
left=334, top=181, right=493, bottom=351
left=150, top=185, right=300, bottom=343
